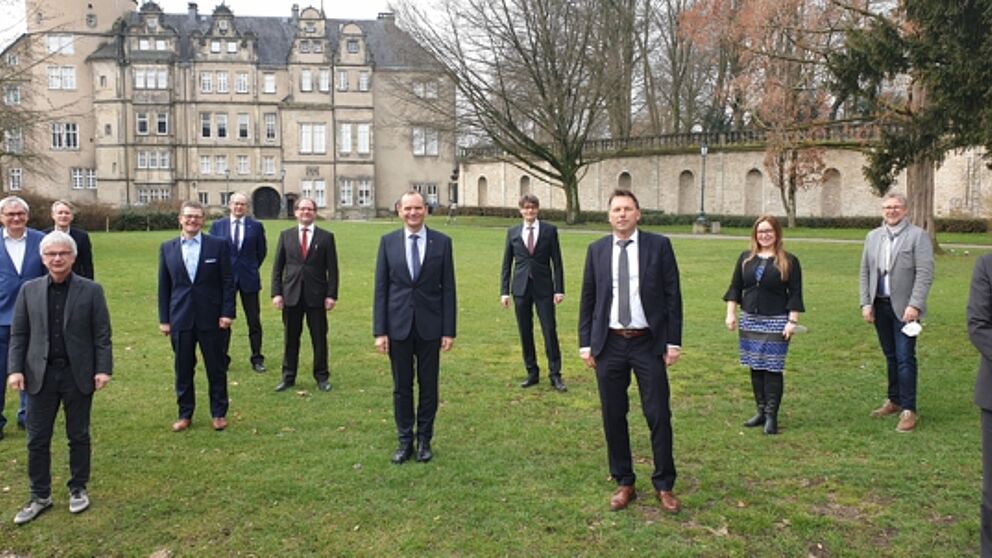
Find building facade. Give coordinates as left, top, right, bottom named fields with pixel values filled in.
left=0, top=1, right=455, bottom=218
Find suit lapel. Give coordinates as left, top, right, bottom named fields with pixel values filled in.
left=63, top=274, right=82, bottom=331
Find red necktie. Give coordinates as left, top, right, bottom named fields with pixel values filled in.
left=301, top=227, right=309, bottom=258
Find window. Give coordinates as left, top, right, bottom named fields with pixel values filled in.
left=235, top=72, right=248, bottom=93
left=412, top=127, right=439, bottom=156
left=337, top=70, right=348, bottom=91
left=218, top=20, right=229, bottom=31
left=156, top=112, right=169, bottom=135
left=357, top=124, right=370, bottom=154
left=347, top=39, right=359, bottom=53
left=227, top=41, right=237, bottom=54
left=238, top=155, right=249, bottom=174
left=100, top=75, right=107, bottom=87
left=47, top=34, right=74, bottom=54
left=238, top=114, right=249, bottom=139
left=264, top=113, right=277, bottom=140
left=313, top=40, right=323, bottom=53
left=216, top=72, right=228, bottom=93
left=318, top=69, right=330, bottom=92
left=300, top=179, right=312, bottom=200
left=358, top=72, right=370, bottom=92
left=339, top=178, right=353, bottom=207
left=6, top=52, right=17, bottom=65
left=136, top=67, right=168, bottom=89
left=299, top=123, right=326, bottom=154
left=51, top=122, right=79, bottom=150
left=263, top=156, right=275, bottom=175
left=136, top=112, right=149, bottom=135
left=200, top=113, right=211, bottom=138
left=104, top=124, right=112, bottom=136
left=414, top=80, right=438, bottom=99
left=160, top=151, right=170, bottom=169
left=300, top=69, right=313, bottom=92
left=414, top=182, right=439, bottom=206
left=357, top=178, right=372, bottom=206
left=137, top=151, right=148, bottom=169
left=299, top=40, right=310, bottom=53
left=220, top=192, right=231, bottom=206
left=338, top=123, right=352, bottom=154
left=8, top=168, right=22, bottom=191
left=304, top=22, right=316, bottom=33
left=86, top=169, right=97, bottom=189
left=47, top=66, right=76, bottom=90
left=263, top=73, right=276, bottom=94
left=147, top=151, right=158, bottom=168
left=200, top=155, right=211, bottom=174
left=147, top=17, right=158, bottom=29
left=211, top=40, right=221, bottom=53
left=5, top=128, right=22, bottom=153
left=302, top=179, right=327, bottom=207
left=71, top=168, right=85, bottom=189
left=134, top=69, right=145, bottom=89
left=200, top=72, right=212, bottom=93
left=155, top=39, right=166, bottom=50
left=198, top=192, right=209, bottom=205
left=215, top=155, right=228, bottom=174
left=4, top=85, right=20, bottom=105
left=216, top=113, right=228, bottom=138
left=139, top=38, right=150, bottom=50
left=138, top=187, right=171, bottom=204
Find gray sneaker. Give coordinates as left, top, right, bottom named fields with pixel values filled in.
left=13, top=497, right=53, bottom=525
left=69, top=489, right=90, bottom=514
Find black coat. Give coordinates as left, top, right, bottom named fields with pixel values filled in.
left=723, top=251, right=804, bottom=316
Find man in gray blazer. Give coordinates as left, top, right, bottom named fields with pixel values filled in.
left=968, top=252, right=992, bottom=557
left=7, top=231, right=112, bottom=524
left=859, top=192, right=933, bottom=432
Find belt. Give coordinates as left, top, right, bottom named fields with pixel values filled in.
left=49, top=357, right=69, bottom=368
left=609, top=328, right=649, bottom=339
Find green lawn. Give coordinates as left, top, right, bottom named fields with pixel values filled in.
left=0, top=217, right=987, bottom=556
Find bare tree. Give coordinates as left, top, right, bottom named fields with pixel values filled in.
left=396, top=0, right=611, bottom=223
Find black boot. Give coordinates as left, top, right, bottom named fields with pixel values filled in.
left=743, top=369, right=766, bottom=427
left=763, top=372, right=783, bottom=435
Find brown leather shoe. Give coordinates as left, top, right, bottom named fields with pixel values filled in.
left=171, top=418, right=192, bottom=432
left=657, top=490, right=681, bottom=513
left=609, top=485, right=636, bottom=511
left=895, top=410, right=917, bottom=433
left=870, top=399, right=902, bottom=417
left=212, top=417, right=228, bottom=431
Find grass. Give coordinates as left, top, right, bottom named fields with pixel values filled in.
left=0, top=216, right=987, bottom=556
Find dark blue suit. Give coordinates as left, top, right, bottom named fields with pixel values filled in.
left=210, top=217, right=267, bottom=366
left=0, top=227, right=45, bottom=433
left=578, top=230, right=683, bottom=492
left=373, top=227, right=456, bottom=446
left=158, top=234, right=235, bottom=420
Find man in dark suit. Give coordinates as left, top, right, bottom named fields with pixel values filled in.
left=0, top=195, right=46, bottom=439
left=44, top=200, right=94, bottom=279
left=7, top=231, right=112, bottom=524
left=210, top=192, right=267, bottom=373
left=271, top=197, right=338, bottom=393
left=374, top=191, right=456, bottom=464
left=578, top=189, right=683, bottom=513
left=158, top=201, right=235, bottom=432
left=968, top=253, right=992, bottom=556
left=500, top=194, right=566, bottom=391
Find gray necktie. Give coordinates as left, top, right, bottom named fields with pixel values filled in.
left=410, top=234, right=421, bottom=281
left=618, top=239, right=632, bottom=327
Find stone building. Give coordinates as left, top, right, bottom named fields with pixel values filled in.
left=0, top=1, right=455, bottom=218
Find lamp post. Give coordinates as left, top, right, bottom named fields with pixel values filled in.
left=224, top=168, right=230, bottom=206
left=695, top=143, right=709, bottom=230
left=280, top=168, right=287, bottom=218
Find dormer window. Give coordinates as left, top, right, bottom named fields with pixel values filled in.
left=211, top=40, right=221, bottom=53
left=147, top=17, right=158, bottom=29
left=305, top=22, right=316, bottom=34
left=156, top=39, right=166, bottom=50
left=347, top=39, right=359, bottom=53
left=227, top=41, right=237, bottom=54
left=218, top=20, right=229, bottom=31
left=299, top=40, right=310, bottom=54
left=313, top=41, right=323, bottom=53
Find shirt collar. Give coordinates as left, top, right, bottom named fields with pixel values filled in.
left=523, top=219, right=539, bottom=229
left=47, top=272, right=72, bottom=286
left=181, top=233, right=202, bottom=244
left=613, top=229, right=639, bottom=244
left=405, top=226, right=425, bottom=238
left=2, top=227, right=26, bottom=241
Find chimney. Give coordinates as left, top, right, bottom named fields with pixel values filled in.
left=292, top=4, right=300, bottom=20
left=188, top=3, right=198, bottom=19
left=377, top=12, right=395, bottom=23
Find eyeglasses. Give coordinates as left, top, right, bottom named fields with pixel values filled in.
left=180, top=214, right=203, bottom=220
left=882, top=205, right=904, bottom=211
left=756, top=229, right=776, bottom=235
left=2, top=211, right=27, bottom=218
left=42, top=251, right=72, bottom=258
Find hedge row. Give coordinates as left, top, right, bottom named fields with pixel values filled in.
left=11, top=192, right=226, bottom=232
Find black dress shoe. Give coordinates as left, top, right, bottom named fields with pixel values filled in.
left=519, top=376, right=539, bottom=388
left=317, top=380, right=332, bottom=392
left=252, top=362, right=266, bottom=373
left=391, top=444, right=414, bottom=464
left=550, top=376, right=568, bottom=392
left=416, top=441, right=433, bottom=463
left=274, top=381, right=295, bottom=392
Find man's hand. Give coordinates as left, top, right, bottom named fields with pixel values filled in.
left=862, top=305, right=874, bottom=323
left=94, top=374, right=111, bottom=391
left=219, top=317, right=232, bottom=329
left=375, top=335, right=389, bottom=354
left=7, top=372, right=24, bottom=391
left=664, top=347, right=681, bottom=367
left=159, top=323, right=171, bottom=336
left=553, top=293, right=564, bottom=305
left=500, top=295, right=511, bottom=308
left=441, top=336, right=455, bottom=352
left=272, top=295, right=284, bottom=310
left=325, top=297, right=337, bottom=311
left=580, top=349, right=595, bottom=369
left=902, top=305, right=920, bottom=323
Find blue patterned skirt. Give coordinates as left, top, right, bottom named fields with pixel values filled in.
left=738, top=312, right=790, bottom=373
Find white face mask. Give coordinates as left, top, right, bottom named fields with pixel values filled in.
left=901, top=321, right=922, bottom=337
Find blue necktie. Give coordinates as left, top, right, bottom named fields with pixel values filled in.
left=410, top=234, right=421, bottom=281
left=232, top=219, right=241, bottom=252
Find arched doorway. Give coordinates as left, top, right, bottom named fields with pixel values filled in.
left=477, top=176, right=488, bottom=207
left=618, top=171, right=632, bottom=190
left=745, top=169, right=763, bottom=216
left=519, top=175, right=531, bottom=198
left=252, top=186, right=282, bottom=219
left=678, top=170, right=696, bottom=215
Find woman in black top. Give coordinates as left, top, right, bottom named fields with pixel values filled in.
left=724, top=215, right=804, bottom=434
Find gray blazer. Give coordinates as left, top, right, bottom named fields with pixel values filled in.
left=969, top=254, right=992, bottom=410
left=7, top=273, right=113, bottom=396
left=859, top=221, right=934, bottom=318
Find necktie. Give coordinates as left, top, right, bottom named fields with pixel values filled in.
left=233, top=219, right=241, bottom=252
left=618, top=239, right=633, bottom=327
left=526, top=226, right=535, bottom=255
left=183, top=238, right=198, bottom=282
left=410, top=234, right=421, bottom=281
left=301, top=227, right=309, bottom=259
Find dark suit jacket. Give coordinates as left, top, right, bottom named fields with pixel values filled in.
left=969, top=253, right=992, bottom=411
left=723, top=251, right=804, bottom=316
left=209, top=216, right=266, bottom=292
left=158, top=234, right=236, bottom=331
left=500, top=221, right=564, bottom=298
left=8, top=273, right=112, bottom=395
left=373, top=227, right=456, bottom=341
left=578, top=230, right=683, bottom=358
left=0, top=227, right=46, bottom=326
left=270, top=226, right=338, bottom=307
left=44, top=226, right=94, bottom=280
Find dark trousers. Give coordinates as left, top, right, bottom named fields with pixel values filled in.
left=26, top=364, right=93, bottom=499
left=222, top=289, right=264, bottom=365
left=389, top=328, right=440, bottom=446
left=172, top=328, right=229, bottom=419
left=281, top=302, right=329, bottom=383
left=595, top=334, right=676, bottom=492
left=873, top=299, right=918, bottom=411
left=513, top=289, right=561, bottom=378
left=983, top=409, right=992, bottom=557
